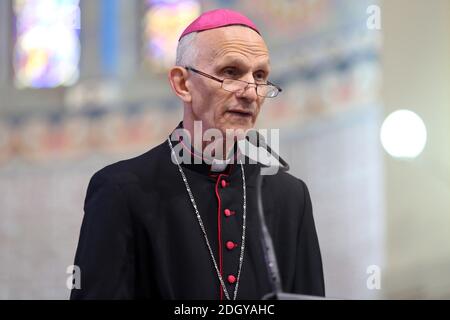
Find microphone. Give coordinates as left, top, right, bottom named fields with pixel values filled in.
left=244, top=129, right=290, bottom=172
left=244, top=129, right=331, bottom=300
left=243, top=128, right=287, bottom=296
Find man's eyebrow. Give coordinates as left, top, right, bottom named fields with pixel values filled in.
left=216, top=57, right=271, bottom=70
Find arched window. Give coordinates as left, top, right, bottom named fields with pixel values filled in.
left=143, top=0, right=200, bottom=71
left=13, top=0, right=81, bottom=88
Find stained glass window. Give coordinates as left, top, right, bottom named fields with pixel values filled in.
left=143, top=0, right=200, bottom=70
left=13, top=0, right=81, bottom=88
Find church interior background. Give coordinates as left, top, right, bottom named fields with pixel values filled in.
left=0, top=0, right=449, bottom=299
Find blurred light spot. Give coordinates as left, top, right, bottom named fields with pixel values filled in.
left=380, top=109, right=427, bottom=159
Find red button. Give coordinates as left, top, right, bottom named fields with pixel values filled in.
left=221, top=180, right=227, bottom=188
left=224, top=209, right=232, bottom=217
left=226, top=241, right=236, bottom=250
left=227, top=275, right=236, bottom=284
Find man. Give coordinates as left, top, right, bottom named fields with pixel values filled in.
left=71, top=8, right=324, bottom=300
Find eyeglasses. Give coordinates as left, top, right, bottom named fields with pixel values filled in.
left=185, top=66, right=282, bottom=98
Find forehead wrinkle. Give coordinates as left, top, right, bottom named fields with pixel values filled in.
left=195, top=27, right=270, bottom=68
left=213, top=40, right=269, bottom=59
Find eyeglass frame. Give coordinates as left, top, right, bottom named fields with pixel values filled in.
left=184, top=66, right=282, bottom=98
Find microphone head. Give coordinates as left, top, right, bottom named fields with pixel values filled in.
left=244, top=129, right=290, bottom=172
left=245, top=129, right=266, bottom=148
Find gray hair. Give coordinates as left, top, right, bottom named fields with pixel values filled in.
left=175, top=32, right=199, bottom=67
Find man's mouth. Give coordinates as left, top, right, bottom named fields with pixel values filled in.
left=227, top=109, right=253, bottom=117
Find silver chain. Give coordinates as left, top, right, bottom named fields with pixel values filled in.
left=167, top=138, right=246, bottom=300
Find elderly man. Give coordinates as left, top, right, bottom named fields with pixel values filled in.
left=71, top=9, right=324, bottom=300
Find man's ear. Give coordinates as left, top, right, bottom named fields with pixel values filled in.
left=168, top=67, right=192, bottom=103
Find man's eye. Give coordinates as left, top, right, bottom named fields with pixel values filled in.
left=223, top=68, right=238, bottom=77
left=254, top=73, right=267, bottom=82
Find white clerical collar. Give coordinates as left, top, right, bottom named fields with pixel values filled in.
left=210, top=157, right=233, bottom=172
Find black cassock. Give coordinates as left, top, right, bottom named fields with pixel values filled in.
left=70, top=125, right=325, bottom=300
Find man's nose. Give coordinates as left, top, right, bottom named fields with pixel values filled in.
left=236, top=83, right=258, bottom=101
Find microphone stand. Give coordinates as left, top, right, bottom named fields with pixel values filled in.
left=252, top=138, right=327, bottom=300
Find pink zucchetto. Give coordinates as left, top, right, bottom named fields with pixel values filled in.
left=179, top=8, right=260, bottom=41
